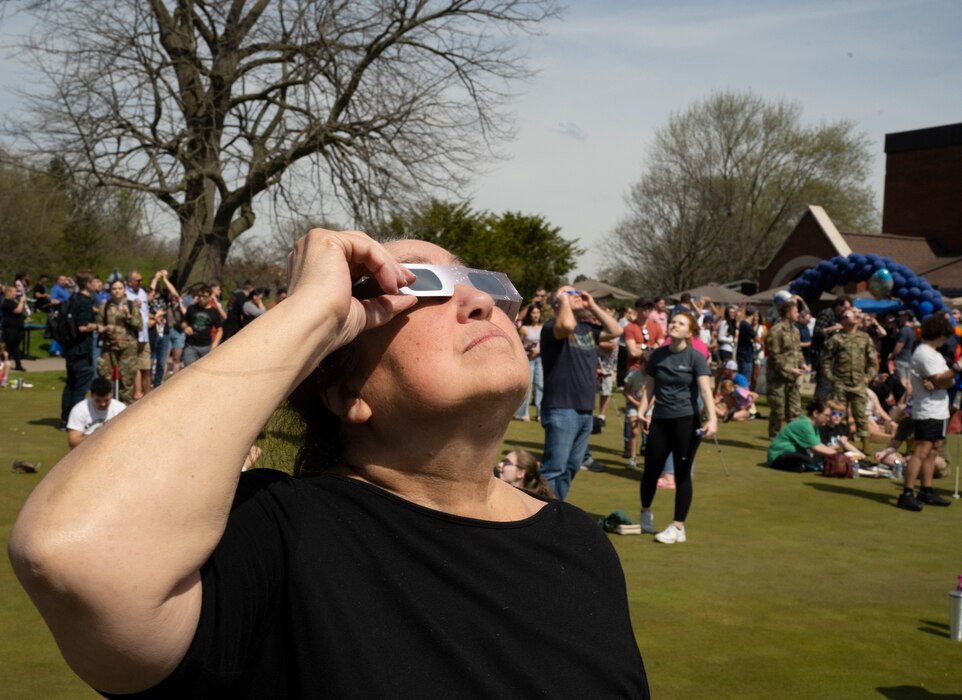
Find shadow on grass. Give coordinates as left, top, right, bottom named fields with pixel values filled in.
left=804, top=481, right=896, bottom=505
left=917, top=619, right=952, bottom=640
left=876, top=686, right=962, bottom=698
left=27, top=417, right=63, bottom=429
left=715, top=437, right=761, bottom=450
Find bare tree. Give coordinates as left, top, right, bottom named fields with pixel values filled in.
left=5, top=0, right=558, bottom=285
left=602, top=90, right=877, bottom=296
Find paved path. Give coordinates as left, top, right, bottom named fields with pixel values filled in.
left=17, top=357, right=66, bottom=373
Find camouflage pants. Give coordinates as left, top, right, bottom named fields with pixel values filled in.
left=831, top=384, right=868, bottom=437
left=767, top=378, right=801, bottom=438
left=98, top=346, right=137, bottom=405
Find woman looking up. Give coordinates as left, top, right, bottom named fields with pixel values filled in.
left=10, top=231, right=648, bottom=698
left=513, top=304, right=544, bottom=421
left=636, top=311, right=717, bottom=544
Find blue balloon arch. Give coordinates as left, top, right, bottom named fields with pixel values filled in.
left=788, top=253, right=947, bottom=319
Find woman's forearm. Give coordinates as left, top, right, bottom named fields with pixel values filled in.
left=10, top=295, right=338, bottom=601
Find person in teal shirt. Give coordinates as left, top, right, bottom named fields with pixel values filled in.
left=768, top=398, right=837, bottom=471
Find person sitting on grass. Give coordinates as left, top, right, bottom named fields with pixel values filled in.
left=9, top=232, right=648, bottom=698
left=767, top=398, right=839, bottom=472
left=495, top=449, right=554, bottom=499
left=819, top=400, right=866, bottom=464
left=66, top=377, right=126, bottom=450
left=715, top=379, right=757, bottom=422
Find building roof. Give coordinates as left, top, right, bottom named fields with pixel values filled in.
left=838, top=231, right=941, bottom=273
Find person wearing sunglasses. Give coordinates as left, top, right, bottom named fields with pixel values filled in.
left=10, top=231, right=649, bottom=698
left=767, top=397, right=840, bottom=472
left=538, top=285, right=623, bottom=500
left=494, top=449, right=553, bottom=498
left=818, top=401, right=867, bottom=463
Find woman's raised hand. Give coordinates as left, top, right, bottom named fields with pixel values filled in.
left=286, top=229, right=417, bottom=351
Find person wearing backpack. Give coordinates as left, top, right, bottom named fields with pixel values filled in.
left=98, top=280, right=143, bottom=404
left=60, top=273, right=99, bottom=429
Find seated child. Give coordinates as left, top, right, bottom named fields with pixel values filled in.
left=716, top=379, right=757, bottom=422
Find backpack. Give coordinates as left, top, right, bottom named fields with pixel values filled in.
left=821, top=452, right=854, bottom=479
left=47, top=294, right=80, bottom=346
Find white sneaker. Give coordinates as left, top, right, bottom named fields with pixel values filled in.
left=639, top=510, right=655, bottom=534
left=655, top=523, right=686, bottom=544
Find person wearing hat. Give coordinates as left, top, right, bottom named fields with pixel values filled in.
left=721, top=359, right=750, bottom=389
left=765, top=300, right=809, bottom=438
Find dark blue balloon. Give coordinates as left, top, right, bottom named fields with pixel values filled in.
left=919, top=301, right=934, bottom=317
left=892, top=273, right=906, bottom=287
left=921, top=290, right=935, bottom=302
left=895, top=287, right=909, bottom=300
left=908, top=287, right=921, bottom=299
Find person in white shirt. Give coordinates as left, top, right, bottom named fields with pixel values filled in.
left=66, top=377, right=127, bottom=450
left=899, top=314, right=955, bottom=511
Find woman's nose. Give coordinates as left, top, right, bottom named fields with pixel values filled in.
left=453, top=284, right=495, bottom=322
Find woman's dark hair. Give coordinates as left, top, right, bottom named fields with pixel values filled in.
left=806, top=397, right=827, bottom=416
left=920, top=314, right=954, bottom=341
left=522, top=305, right=543, bottom=326
left=287, top=344, right=360, bottom=476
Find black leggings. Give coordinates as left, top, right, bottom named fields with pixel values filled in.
left=2, top=326, right=24, bottom=367
left=769, top=451, right=820, bottom=473
left=640, top=415, right=701, bottom=522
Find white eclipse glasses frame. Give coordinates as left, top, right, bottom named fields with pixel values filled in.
left=352, top=264, right=523, bottom=320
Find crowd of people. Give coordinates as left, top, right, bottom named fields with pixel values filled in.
left=7, top=233, right=962, bottom=696
left=504, top=285, right=962, bottom=528
left=0, top=270, right=284, bottom=430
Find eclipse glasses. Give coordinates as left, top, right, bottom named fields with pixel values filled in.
left=353, top=264, right=522, bottom=320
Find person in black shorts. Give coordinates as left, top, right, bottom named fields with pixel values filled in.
left=899, top=314, right=955, bottom=511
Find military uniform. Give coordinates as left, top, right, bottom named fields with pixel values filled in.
left=821, top=330, right=878, bottom=438
left=98, top=299, right=143, bottom=404
left=766, top=320, right=805, bottom=437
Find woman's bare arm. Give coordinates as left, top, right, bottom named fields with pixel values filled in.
left=8, top=230, right=415, bottom=694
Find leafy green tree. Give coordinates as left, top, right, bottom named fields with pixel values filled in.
left=602, top=90, right=878, bottom=296
left=381, top=199, right=580, bottom=300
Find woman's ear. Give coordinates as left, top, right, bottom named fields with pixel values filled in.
left=321, top=383, right=372, bottom=424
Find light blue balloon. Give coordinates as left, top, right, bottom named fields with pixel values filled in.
left=868, top=268, right=894, bottom=299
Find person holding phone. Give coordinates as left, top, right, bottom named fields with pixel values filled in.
left=636, top=311, right=717, bottom=544
left=539, top=285, right=623, bottom=500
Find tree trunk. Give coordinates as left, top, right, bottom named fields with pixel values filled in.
left=174, top=216, right=232, bottom=289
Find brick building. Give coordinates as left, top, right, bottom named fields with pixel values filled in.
left=759, top=122, right=962, bottom=297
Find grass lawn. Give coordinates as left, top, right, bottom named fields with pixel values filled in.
left=2, top=372, right=961, bottom=698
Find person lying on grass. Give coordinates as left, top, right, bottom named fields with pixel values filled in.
left=9, top=231, right=649, bottom=699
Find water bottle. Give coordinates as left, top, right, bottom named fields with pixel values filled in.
left=892, top=458, right=903, bottom=481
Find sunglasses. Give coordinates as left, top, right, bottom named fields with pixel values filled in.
left=353, top=264, right=522, bottom=320
left=830, top=411, right=845, bottom=418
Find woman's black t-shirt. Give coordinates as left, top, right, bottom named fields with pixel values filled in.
left=103, top=470, right=649, bottom=699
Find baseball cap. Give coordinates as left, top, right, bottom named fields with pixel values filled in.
left=725, top=360, right=738, bottom=371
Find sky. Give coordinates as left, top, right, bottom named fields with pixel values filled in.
left=1, top=0, right=960, bottom=280
left=467, top=0, right=962, bottom=277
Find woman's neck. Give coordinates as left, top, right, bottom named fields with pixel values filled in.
left=669, top=337, right=689, bottom=351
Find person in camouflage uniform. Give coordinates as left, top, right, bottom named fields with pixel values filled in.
left=97, top=279, right=143, bottom=404
left=820, top=308, right=878, bottom=443
left=766, top=300, right=809, bottom=438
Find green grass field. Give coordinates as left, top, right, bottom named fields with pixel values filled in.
left=2, top=373, right=961, bottom=698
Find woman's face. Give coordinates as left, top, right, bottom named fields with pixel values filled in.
left=109, top=281, right=126, bottom=301
left=814, top=408, right=833, bottom=427
left=668, top=314, right=693, bottom=340
left=496, top=451, right=525, bottom=487
left=348, top=240, right=529, bottom=421
left=529, top=306, right=541, bottom=324
left=726, top=306, right=736, bottom=321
